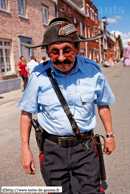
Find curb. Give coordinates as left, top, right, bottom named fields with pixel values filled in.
left=0, top=89, right=23, bottom=106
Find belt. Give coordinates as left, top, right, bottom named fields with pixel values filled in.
left=45, top=130, right=93, bottom=148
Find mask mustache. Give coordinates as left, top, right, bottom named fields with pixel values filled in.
left=53, top=59, right=73, bottom=65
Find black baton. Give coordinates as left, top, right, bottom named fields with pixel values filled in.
left=95, top=134, right=106, bottom=181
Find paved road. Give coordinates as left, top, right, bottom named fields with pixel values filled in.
left=95, top=62, right=130, bottom=194
left=0, top=62, right=130, bottom=194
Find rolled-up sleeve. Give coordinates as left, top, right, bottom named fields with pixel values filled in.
left=94, top=73, right=115, bottom=105
left=17, top=73, right=39, bottom=114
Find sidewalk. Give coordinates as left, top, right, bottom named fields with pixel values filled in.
left=0, top=89, right=23, bottom=105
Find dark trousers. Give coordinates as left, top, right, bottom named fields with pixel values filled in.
left=40, top=138, right=105, bottom=194
left=21, top=75, right=28, bottom=90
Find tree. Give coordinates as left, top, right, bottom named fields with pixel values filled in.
left=117, top=35, right=124, bottom=58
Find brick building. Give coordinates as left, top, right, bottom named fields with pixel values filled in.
left=85, top=0, right=100, bottom=62
left=57, top=0, right=87, bottom=57
left=0, top=0, right=120, bottom=93
left=115, top=37, right=120, bottom=61
left=0, top=0, right=56, bottom=93
left=106, top=30, right=116, bottom=61
left=99, top=18, right=109, bottom=62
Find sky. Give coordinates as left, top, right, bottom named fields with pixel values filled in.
left=92, top=0, right=130, bottom=47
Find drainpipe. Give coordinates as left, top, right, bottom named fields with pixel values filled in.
left=84, top=0, right=87, bottom=58
left=99, top=36, right=101, bottom=65
left=98, top=27, right=102, bottom=65
left=85, top=17, right=87, bottom=58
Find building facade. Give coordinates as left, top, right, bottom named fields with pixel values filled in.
left=85, top=0, right=99, bottom=62
left=0, top=0, right=56, bottom=93
left=0, top=0, right=120, bottom=93
left=57, top=0, right=87, bottom=57
left=99, top=19, right=108, bottom=62
left=106, top=30, right=116, bottom=61
left=115, top=37, right=120, bottom=61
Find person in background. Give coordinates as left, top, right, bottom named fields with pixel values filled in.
left=123, top=41, right=130, bottom=66
left=17, top=56, right=28, bottom=91
left=27, top=56, right=39, bottom=75
left=40, top=56, right=46, bottom=63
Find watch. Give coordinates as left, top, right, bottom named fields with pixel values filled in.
left=106, top=133, right=115, bottom=138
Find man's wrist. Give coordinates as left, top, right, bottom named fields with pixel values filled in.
left=21, top=142, right=30, bottom=149
left=106, top=132, right=115, bottom=138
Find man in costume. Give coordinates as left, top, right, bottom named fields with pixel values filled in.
left=123, top=41, right=130, bottom=66
left=18, top=17, right=115, bottom=194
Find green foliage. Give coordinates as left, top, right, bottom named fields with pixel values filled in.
left=117, top=35, right=124, bottom=57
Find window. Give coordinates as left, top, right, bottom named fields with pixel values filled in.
left=74, top=17, right=77, bottom=28
left=42, top=5, right=48, bottom=25
left=91, top=28, right=93, bottom=37
left=0, top=39, right=11, bottom=74
left=18, top=0, right=26, bottom=16
left=80, top=49, right=85, bottom=57
left=87, top=4, right=89, bottom=17
left=93, top=49, right=95, bottom=61
left=90, top=9, right=94, bottom=21
left=0, top=0, right=8, bottom=10
left=88, top=26, right=90, bottom=38
left=92, top=12, right=94, bottom=21
left=60, top=8, right=66, bottom=17
left=91, top=9, right=93, bottom=20
left=89, top=48, right=91, bottom=59
left=18, top=35, right=33, bottom=62
left=70, top=15, right=73, bottom=22
left=97, top=50, right=99, bottom=59
left=80, top=22, right=83, bottom=36
left=95, top=14, right=97, bottom=24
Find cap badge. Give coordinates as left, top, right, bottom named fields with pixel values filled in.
left=60, top=29, right=66, bottom=36
left=59, top=22, right=77, bottom=37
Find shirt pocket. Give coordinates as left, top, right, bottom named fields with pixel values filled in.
left=80, top=93, right=94, bottom=118
left=38, top=93, right=61, bottom=120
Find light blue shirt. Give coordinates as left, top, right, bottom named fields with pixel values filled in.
left=18, top=55, right=115, bottom=136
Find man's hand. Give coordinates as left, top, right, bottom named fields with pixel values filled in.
left=21, top=147, right=35, bottom=174
left=97, top=105, right=116, bottom=155
left=103, top=137, right=116, bottom=155
left=20, top=111, right=34, bottom=174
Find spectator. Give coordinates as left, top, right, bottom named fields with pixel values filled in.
left=123, top=41, right=130, bottom=66
left=17, top=56, right=28, bottom=91
left=40, top=56, right=46, bottom=63
left=27, top=56, right=39, bottom=75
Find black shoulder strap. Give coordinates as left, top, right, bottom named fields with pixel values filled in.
left=46, top=68, right=81, bottom=139
left=43, top=60, right=49, bottom=66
